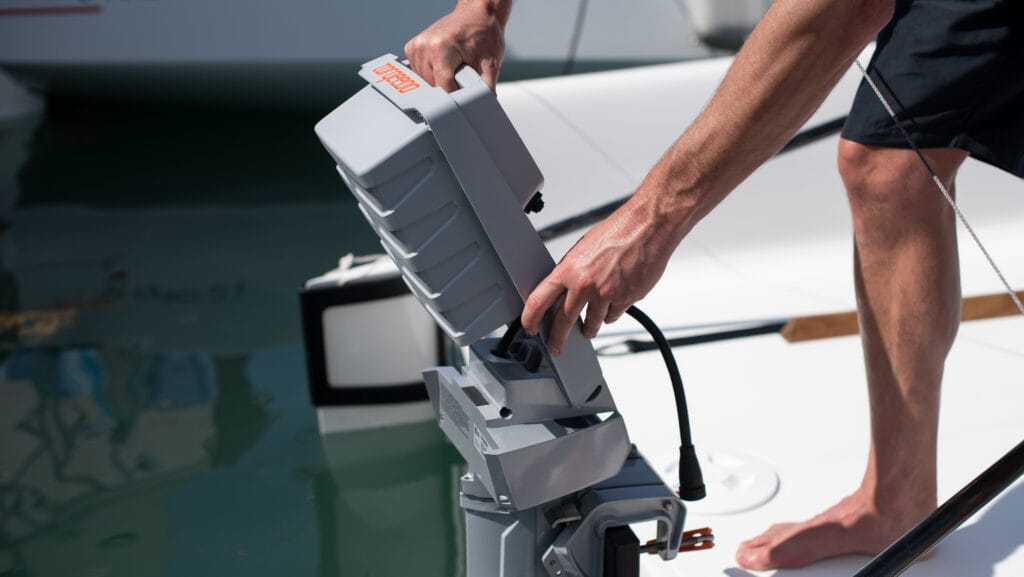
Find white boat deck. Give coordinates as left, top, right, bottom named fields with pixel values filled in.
left=591, top=162, right=1024, bottom=577
left=606, top=249, right=1024, bottom=576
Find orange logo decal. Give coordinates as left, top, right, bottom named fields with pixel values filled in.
left=373, top=62, right=420, bottom=94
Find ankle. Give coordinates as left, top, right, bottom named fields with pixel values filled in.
left=855, top=481, right=936, bottom=517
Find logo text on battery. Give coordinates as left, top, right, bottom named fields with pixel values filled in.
left=373, top=62, right=420, bottom=94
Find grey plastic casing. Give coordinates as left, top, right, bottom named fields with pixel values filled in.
left=315, top=56, right=690, bottom=573
left=314, top=54, right=614, bottom=409
left=315, top=55, right=631, bottom=511
left=315, top=54, right=540, bottom=344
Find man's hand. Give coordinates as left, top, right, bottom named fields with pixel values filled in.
left=521, top=194, right=680, bottom=356
left=405, top=0, right=511, bottom=92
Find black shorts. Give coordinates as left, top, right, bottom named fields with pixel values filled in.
left=842, top=0, right=1024, bottom=177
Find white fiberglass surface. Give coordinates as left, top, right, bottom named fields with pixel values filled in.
left=587, top=195, right=1024, bottom=576
left=596, top=280, right=1024, bottom=576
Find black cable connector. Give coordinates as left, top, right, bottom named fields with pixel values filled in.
left=493, top=317, right=523, bottom=358
left=677, top=444, right=706, bottom=502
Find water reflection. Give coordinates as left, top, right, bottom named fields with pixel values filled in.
left=0, top=97, right=464, bottom=577
left=1, top=348, right=268, bottom=576
left=316, top=421, right=465, bottom=577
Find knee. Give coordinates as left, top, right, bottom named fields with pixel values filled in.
left=835, top=139, right=933, bottom=230
left=839, top=140, right=966, bottom=217
left=837, top=139, right=912, bottom=214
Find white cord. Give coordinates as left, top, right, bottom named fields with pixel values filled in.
left=855, top=59, right=1024, bottom=317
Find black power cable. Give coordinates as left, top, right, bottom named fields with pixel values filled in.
left=625, top=306, right=706, bottom=501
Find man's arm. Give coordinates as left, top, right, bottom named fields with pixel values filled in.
left=405, top=0, right=511, bottom=92
left=521, top=0, right=896, bottom=354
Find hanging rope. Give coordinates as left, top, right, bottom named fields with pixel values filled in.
left=854, top=59, right=1024, bottom=317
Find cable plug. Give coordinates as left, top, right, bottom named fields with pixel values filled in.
left=677, top=444, right=706, bottom=501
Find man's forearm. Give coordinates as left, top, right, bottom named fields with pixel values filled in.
left=639, top=0, right=895, bottom=244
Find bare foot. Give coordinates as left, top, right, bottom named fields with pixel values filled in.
left=735, top=491, right=934, bottom=570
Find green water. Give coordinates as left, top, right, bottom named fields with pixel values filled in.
left=0, top=98, right=465, bottom=577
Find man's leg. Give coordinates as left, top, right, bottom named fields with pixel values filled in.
left=736, top=140, right=969, bottom=570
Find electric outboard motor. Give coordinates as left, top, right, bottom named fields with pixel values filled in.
left=315, top=54, right=691, bottom=576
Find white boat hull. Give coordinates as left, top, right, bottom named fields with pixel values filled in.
left=0, top=0, right=711, bottom=106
